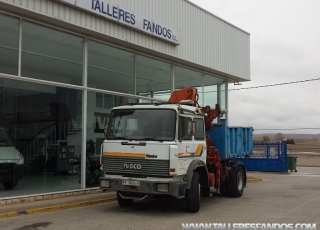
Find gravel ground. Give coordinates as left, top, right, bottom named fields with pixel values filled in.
left=289, top=153, right=320, bottom=167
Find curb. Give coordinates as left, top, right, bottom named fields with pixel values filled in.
left=0, top=197, right=117, bottom=219
left=0, top=212, right=20, bottom=218
left=247, top=177, right=262, bottom=183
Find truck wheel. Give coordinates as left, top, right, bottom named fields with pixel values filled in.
left=228, top=166, right=244, bottom=197
left=200, top=186, right=210, bottom=197
left=117, top=192, right=133, bottom=207
left=186, top=171, right=200, bottom=212
left=219, top=181, right=229, bottom=196
left=3, top=181, right=18, bottom=190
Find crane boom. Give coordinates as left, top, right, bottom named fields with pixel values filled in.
left=168, top=87, right=222, bottom=130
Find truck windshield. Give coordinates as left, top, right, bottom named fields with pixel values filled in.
left=106, top=109, right=176, bottom=141
left=0, top=129, right=13, bottom=147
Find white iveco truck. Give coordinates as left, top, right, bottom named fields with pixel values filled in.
left=99, top=87, right=249, bottom=212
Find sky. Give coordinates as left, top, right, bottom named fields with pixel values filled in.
left=189, top=0, right=320, bottom=135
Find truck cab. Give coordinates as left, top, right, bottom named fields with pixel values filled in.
left=100, top=103, right=209, bottom=211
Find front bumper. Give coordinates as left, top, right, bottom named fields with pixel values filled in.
left=0, top=163, right=24, bottom=183
left=100, top=176, right=187, bottom=198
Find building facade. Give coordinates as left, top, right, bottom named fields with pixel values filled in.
left=0, top=0, right=250, bottom=200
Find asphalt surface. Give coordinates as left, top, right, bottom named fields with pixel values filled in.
left=0, top=173, right=261, bottom=218
left=1, top=167, right=319, bottom=230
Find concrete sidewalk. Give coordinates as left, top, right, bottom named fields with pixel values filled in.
left=0, top=174, right=262, bottom=218
left=0, top=191, right=117, bottom=218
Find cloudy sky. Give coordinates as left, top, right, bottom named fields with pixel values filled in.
left=189, top=0, right=320, bottom=134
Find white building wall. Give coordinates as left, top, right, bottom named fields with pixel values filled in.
left=0, top=0, right=250, bottom=81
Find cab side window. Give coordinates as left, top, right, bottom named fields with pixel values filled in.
left=178, top=116, right=192, bottom=140
left=194, top=118, right=205, bottom=140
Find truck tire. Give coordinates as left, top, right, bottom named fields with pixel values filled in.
left=219, top=181, right=229, bottom=196
left=117, top=192, right=133, bottom=207
left=186, top=171, right=200, bottom=212
left=200, top=186, right=210, bottom=197
left=228, top=166, right=245, bottom=197
left=3, top=181, right=18, bottom=190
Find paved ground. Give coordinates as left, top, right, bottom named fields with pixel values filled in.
left=0, top=167, right=319, bottom=230
left=290, top=152, right=320, bottom=167
left=0, top=173, right=261, bottom=217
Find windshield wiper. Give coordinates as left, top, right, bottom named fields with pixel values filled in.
left=139, top=137, right=163, bottom=142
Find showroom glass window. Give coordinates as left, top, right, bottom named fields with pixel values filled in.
left=21, top=21, right=84, bottom=85
left=0, top=13, right=19, bottom=75
left=86, top=91, right=137, bottom=187
left=136, top=55, right=172, bottom=99
left=174, top=66, right=203, bottom=104
left=202, top=75, right=226, bottom=122
left=201, top=74, right=225, bottom=107
left=219, top=82, right=226, bottom=110
left=88, top=40, right=135, bottom=94
left=0, top=78, right=82, bottom=197
left=174, top=66, right=202, bottom=90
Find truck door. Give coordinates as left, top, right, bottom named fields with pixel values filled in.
left=177, top=116, right=206, bottom=160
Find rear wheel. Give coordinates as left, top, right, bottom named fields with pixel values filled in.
left=228, top=166, right=245, bottom=197
left=186, top=171, right=200, bottom=212
left=3, top=181, right=18, bottom=190
left=117, top=192, right=134, bottom=207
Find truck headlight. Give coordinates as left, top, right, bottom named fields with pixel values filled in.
left=156, top=183, right=169, bottom=193
left=100, top=179, right=111, bottom=188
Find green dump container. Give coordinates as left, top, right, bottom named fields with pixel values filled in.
left=287, top=156, right=297, bottom=172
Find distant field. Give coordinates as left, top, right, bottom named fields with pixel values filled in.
left=287, top=139, right=320, bottom=153
left=252, top=138, right=320, bottom=166
left=294, top=154, right=320, bottom=167
left=253, top=138, right=320, bottom=153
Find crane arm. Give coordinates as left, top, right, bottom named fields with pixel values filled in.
left=203, top=104, right=221, bottom=131
left=168, top=87, right=198, bottom=106
left=167, top=87, right=221, bottom=130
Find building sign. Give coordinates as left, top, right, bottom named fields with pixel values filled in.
left=60, top=0, right=180, bottom=45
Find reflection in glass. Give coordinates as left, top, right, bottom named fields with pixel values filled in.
left=0, top=78, right=82, bottom=197
left=21, top=21, right=84, bottom=85
left=174, top=66, right=202, bottom=90
left=87, top=91, right=138, bottom=187
left=200, top=74, right=226, bottom=107
left=220, top=83, right=226, bottom=110
left=136, top=55, right=171, bottom=99
left=0, top=128, right=24, bottom=189
left=0, top=13, right=19, bottom=75
left=88, top=40, right=134, bottom=94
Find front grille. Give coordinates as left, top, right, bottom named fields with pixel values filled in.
left=102, top=156, right=170, bottom=177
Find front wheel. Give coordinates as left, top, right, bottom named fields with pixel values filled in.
left=186, top=171, right=200, bottom=212
left=3, top=181, right=18, bottom=190
left=228, top=166, right=245, bottom=197
left=117, top=192, right=133, bottom=207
